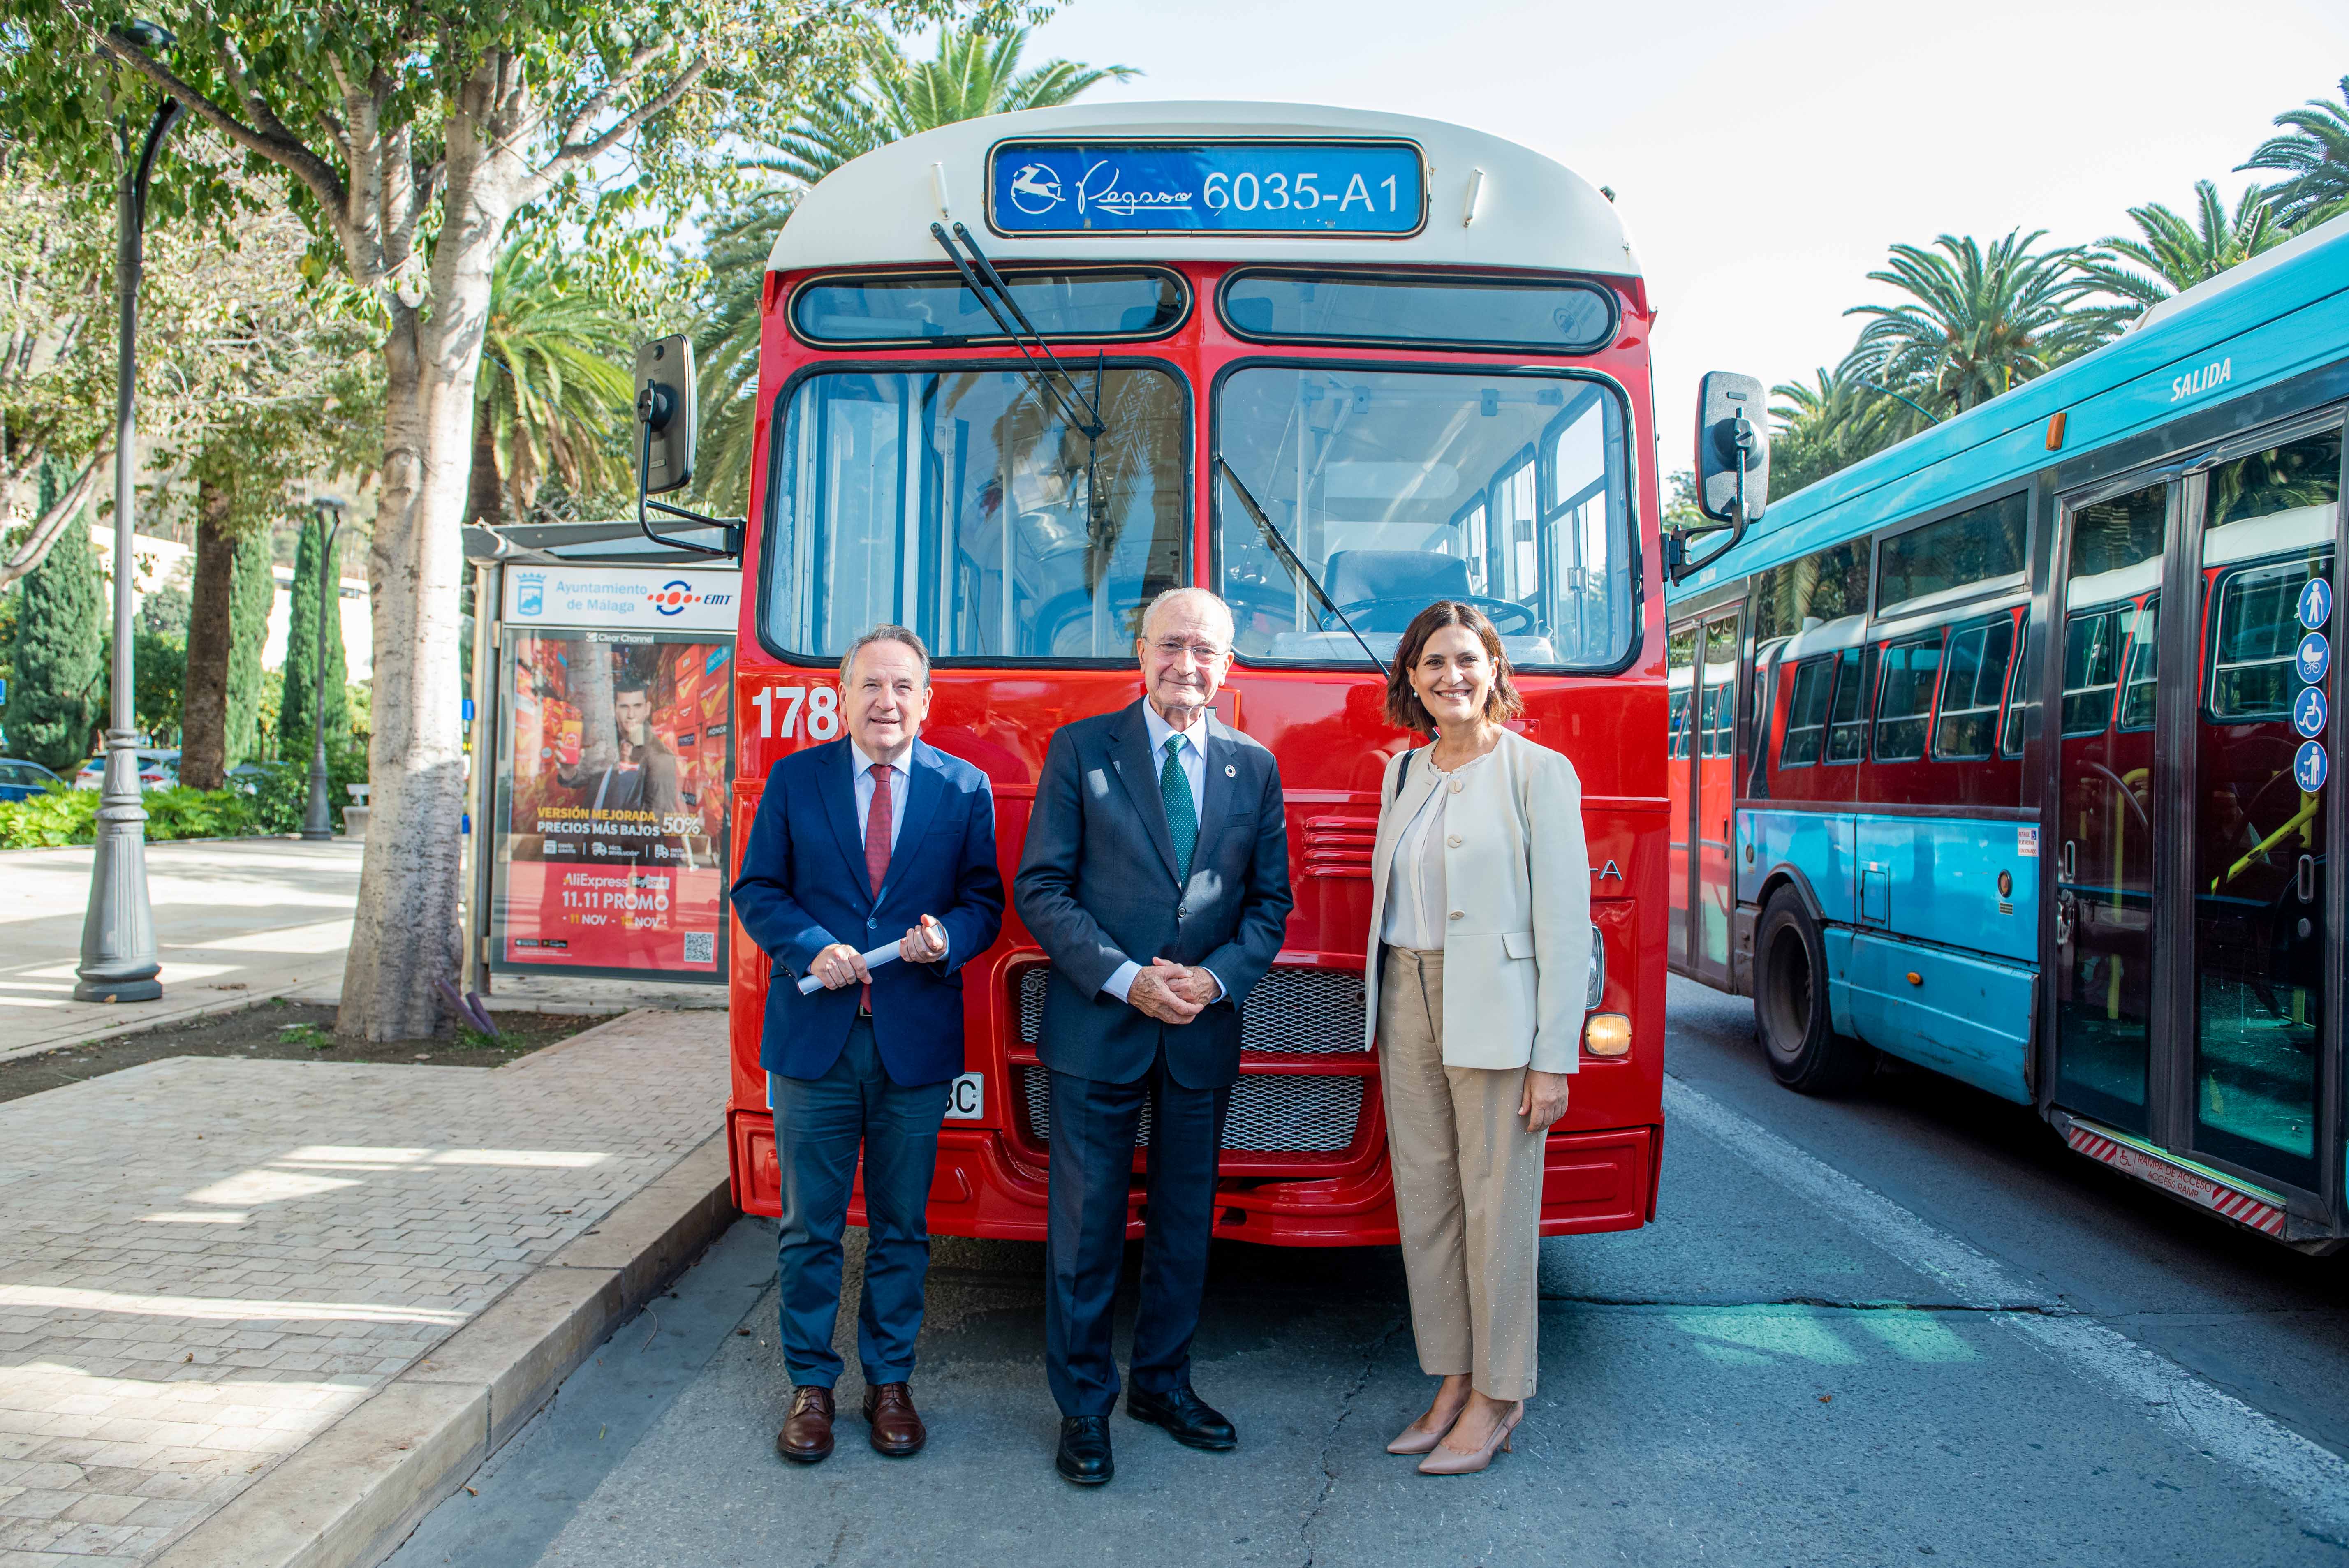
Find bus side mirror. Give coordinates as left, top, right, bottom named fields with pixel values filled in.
left=634, top=335, right=698, bottom=496
left=1667, top=371, right=1770, bottom=585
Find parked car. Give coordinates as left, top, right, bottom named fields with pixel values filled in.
left=0, top=758, right=64, bottom=802
left=73, top=749, right=180, bottom=791
left=225, top=763, right=280, bottom=795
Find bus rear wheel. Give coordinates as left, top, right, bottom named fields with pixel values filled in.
left=1754, top=890, right=1872, bottom=1095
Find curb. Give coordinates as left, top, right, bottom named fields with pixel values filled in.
left=148, top=1131, right=739, bottom=1568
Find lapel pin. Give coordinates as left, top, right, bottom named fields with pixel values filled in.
left=1224, top=764, right=1236, bottom=777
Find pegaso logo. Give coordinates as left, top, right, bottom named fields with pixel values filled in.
left=1008, top=162, right=1064, bottom=214
left=647, top=580, right=733, bottom=615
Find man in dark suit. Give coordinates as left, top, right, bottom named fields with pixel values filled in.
left=1014, top=587, right=1293, bottom=1485
left=732, top=625, right=1004, bottom=1465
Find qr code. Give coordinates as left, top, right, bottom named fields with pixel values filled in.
left=682, top=931, right=715, bottom=964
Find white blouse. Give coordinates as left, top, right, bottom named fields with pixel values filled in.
left=1379, top=750, right=1487, bottom=950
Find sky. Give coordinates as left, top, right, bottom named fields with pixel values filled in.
left=1015, top=0, right=2349, bottom=445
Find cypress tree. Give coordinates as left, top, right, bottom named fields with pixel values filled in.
left=224, top=528, right=275, bottom=764
left=4, top=509, right=105, bottom=772
left=280, top=516, right=348, bottom=763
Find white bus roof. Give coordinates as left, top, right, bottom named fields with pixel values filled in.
left=766, top=101, right=1641, bottom=278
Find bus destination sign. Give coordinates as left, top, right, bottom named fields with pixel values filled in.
left=988, top=140, right=1425, bottom=236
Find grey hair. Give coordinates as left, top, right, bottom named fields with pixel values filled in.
left=838, top=624, right=930, bottom=685
left=1138, top=587, right=1234, bottom=649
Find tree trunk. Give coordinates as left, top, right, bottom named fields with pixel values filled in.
left=177, top=480, right=234, bottom=791
left=337, top=150, right=511, bottom=1041
left=464, top=394, right=503, bottom=529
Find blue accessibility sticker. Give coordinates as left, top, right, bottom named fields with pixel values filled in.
left=2294, top=686, right=2328, bottom=738
left=2300, top=576, right=2333, bottom=631
left=2297, top=631, right=2331, bottom=685
left=2295, top=739, right=2329, bottom=792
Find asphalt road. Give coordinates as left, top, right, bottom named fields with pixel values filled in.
left=387, top=978, right=2349, bottom=1568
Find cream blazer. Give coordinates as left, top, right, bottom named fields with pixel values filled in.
left=1362, top=728, right=1593, bottom=1074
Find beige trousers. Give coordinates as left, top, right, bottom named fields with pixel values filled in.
left=1377, top=946, right=1545, bottom=1401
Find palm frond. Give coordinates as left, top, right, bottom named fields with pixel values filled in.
left=2238, top=74, right=2349, bottom=231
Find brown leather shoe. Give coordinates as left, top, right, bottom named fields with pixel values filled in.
left=776, top=1385, right=835, bottom=1463
left=862, top=1382, right=926, bottom=1456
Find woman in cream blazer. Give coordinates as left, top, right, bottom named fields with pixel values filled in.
left=1364, top=600, right=1592, bottom=1476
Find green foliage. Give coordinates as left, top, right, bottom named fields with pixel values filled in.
left=280, top=517, right=348, bottom=763
left=277, top=1021, right=335, bottom=1050
left=2240, top=74, right=2349, bottom=231
left=225, top=527, right=275, bottom=765
left=139, top=583, right=191, bottom=637
left=0, top=784, right=95, bottom=846
left=1767, top=359, right=1935, bottom=500
left=1845, top=231, right=2115, bottom=416
left=132, top=629, right=185, bottom=742
left=4, top=509, right=102, bottom=770
left=472, top=240, right=639, bottom=525
left=2076, top=181, right=2286, bottom=313
left=0, top=770, right=322, bottom=848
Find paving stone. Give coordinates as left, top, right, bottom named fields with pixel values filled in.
left=0, top=1011, right=721, bottom=1566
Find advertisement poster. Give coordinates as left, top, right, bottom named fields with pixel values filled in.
left=490, top=569, right=736, bottom=980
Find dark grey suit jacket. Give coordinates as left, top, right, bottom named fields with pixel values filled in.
left=1014, top=701, right=1293, bottom=1089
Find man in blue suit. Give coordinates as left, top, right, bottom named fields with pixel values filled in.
left=1015, top=587, right=1293, bottom=1486
left=731, top=625, right=1004, bottom=1465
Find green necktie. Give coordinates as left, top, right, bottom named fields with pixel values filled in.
left=1160, top=734, right=1198, bottom=883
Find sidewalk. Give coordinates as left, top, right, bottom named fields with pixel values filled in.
left=0, top=1006, right=732, bottom=1566
left=0, top=841, right=364, bottom=1062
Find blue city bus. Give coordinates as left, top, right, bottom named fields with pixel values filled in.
left=1666, top=214, right=2349, bottom=1251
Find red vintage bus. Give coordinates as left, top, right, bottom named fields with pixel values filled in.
left=718, top=102, right=1668, bottom=1245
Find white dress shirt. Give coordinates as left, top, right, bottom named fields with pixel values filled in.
left=848, top=740, right=943, bottom=960
left=1103, top=703, right=1224, bottom=1004
left=1380, top=751, right=1485, bottom=950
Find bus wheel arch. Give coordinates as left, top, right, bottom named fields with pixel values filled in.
left=1753, top=888, right=1874, bottom=1095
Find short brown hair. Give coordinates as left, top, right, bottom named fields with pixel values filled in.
left=1384, top=601, right=1524, bottom=733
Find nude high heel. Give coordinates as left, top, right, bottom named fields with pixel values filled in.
left=1386, top=1418, right=1449, bottom=1456
left=1416, top=1401, right=1522, bottom=1475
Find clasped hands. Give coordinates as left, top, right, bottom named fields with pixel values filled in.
left=808, top=916, right=948, bottom=990
left=1127, top=956, right=1217, bottom=1025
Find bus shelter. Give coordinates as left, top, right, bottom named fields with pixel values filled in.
left=463, top=522, right=741, bottom=995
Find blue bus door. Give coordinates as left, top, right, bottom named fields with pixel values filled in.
left=2050, top=476, right=2174, bottom=1138
left=2181, top=419, right=2340, bottom=1200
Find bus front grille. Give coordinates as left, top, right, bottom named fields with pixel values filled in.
left=1014, top=1066, right=1365, bottom=1154
left=1015, top=964, right=1369, bottom=1055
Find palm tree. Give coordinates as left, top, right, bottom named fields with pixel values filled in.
left=1766, top=356, right=1932, bottom=498
left=2075, top=180, right=2285, bottom=313
left=467, top=241, right=638, bottom=529
left=1845, top=231, right=2113, bottom=415
left=2240, top=75, right=2349, bottom=232
left=690, top=24, right=1138, bottom=515
left=756, top=23, right=1139, bottom=187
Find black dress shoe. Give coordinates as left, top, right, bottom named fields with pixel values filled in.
left=1056, top=1415, right=1114, bottom=1485
left=1127, top=1383, right=1237, bottom=1451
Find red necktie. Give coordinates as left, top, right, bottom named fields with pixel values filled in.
left=862, top=763, right=893, bottom=1011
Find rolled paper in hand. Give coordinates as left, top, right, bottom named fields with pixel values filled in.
left=796, top=943, right=902, bottom=996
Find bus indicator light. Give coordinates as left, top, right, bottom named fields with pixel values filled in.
left=2293, top=687, right=2327, bottom=740
left=2298, top=577, right=2332, bottom=631
left=2296, top=740, right=2329, bottom=792
left=1583, top=1014, right=1632, bottom=1057
left=2296, top=631, right=2330, bottom=685
left=2044, top=412, right=2067, bottom=450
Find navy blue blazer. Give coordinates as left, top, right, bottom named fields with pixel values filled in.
left=1013, top=701, right=1293, bottom=1090
left=731, top=737, right=1005, bottom=1085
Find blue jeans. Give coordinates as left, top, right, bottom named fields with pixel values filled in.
left=770, top=1018, right=950, bottom=1388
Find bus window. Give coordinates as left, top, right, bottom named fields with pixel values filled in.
left=791, top=269, right=1186, bottom=343
left=1217, top=368, right=1633, bottom=669
left=2061, top=609, right=2127, bottom=735
left=1703, top=617, right=1739, bottom=759
left=2209, top=562, right=2313, bottom=719
left=764, top=367, right=1186, bottom=661
left=1779, top=657, right=1834, bottom=767
left=2000, top=624, right=2037, bottom=757
left=1875, top=492, right=2028, bottom=614
left=1826, top=647, right=1870, bottom=763
left=1667, top=688, right=1691, bottom=759
left=1934, top=616, right=2015, bottom=759
left=2119, top=596, right=2159, bottom=732
left=1219, top=271, right=1616, bottom=352
left=1872, top=635, right=1944, bottom=761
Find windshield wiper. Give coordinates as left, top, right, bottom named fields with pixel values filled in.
left=930, top=222, right=1104, bottom=439
left=1215, top=456, right=1389, bottom=681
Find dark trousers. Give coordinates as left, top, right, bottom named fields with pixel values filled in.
left=1044, top=1052, right=1230, bottom=1416
left=771, top=1018, right=950, bottom=1388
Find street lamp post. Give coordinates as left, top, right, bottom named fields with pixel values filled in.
left=300, top=497, right=347, bottom=841
left=75, top=26, right=181, bottom=1004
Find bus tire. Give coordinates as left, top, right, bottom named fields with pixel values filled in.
left=1753, top=890, right=1872, bottom=1095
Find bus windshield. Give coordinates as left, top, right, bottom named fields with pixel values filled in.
left=1216, top=365, right=1634, bottom=668
left=762, top=366, right=1185, bottom=662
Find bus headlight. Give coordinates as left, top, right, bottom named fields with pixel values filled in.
left=1583, top=1013, right=1632, bottom=1057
